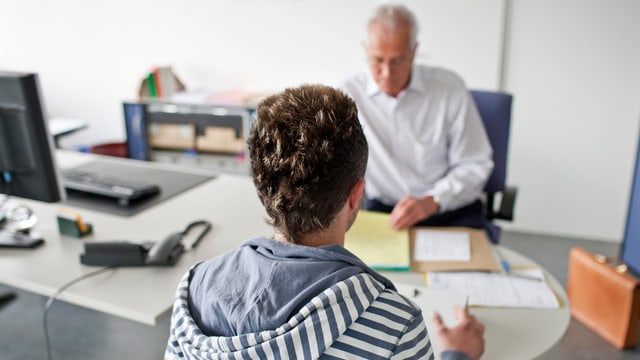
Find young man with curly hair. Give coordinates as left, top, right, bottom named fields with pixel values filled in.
left=166, top=85, right=484, bottom=360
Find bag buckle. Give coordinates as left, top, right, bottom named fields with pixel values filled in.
left=595, top=254, right=628, bottom=274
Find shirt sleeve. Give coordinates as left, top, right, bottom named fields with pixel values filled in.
left=391, top=313, right=435, bottom=359
left=427, top=86, right=494, bottom=212
left=390, top=313, right=472, bottom=360
left=441, top=351, right=473, bottom=360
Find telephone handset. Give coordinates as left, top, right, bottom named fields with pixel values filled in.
left=80, top=220, right=212, bottom=267
left=146, top=220, right=212, bottom=265
left=145, top=233, right=185, bottom=266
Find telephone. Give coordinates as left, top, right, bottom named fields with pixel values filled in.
left=79, top=220, right=212, bottom=267
left=145, top=232, right=184, bottom=265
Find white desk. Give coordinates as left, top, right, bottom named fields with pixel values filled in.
left=0, top=150, right=272, bottom=325
left=383, top=248, right=570, bottom=360
left=0, top=150, right=569, bottom=359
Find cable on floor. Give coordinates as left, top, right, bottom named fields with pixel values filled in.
left=43, top=266, right=114, bottom=360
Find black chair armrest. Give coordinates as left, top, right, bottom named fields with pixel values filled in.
left=494, top=186, right=517, bottom=221
left=0, top=291, right=16, bottom=309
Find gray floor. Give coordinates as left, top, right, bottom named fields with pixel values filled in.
left=1, top=230, right=639, bottom=359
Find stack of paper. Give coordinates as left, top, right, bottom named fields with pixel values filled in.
left=344, top=211, right=501, bottom=272
left=343, top=210, right=559, bottom=309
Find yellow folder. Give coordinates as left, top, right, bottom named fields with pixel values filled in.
left=344, top=210, right=500, bottom=272
left=344, top=210, right=410, bottom=271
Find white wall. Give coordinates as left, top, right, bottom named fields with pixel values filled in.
left=4, top=0, right=640, bottom=242
left=1, top=0, right=504, bottom=145
left=504, top=0, right=640, bottom=241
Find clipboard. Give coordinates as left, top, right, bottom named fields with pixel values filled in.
left=410, top=226, right=501, bottom=272
left=345, top=211, right=500, bottom=272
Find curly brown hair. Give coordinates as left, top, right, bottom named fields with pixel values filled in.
left=248, top=84, right=368, bottom=244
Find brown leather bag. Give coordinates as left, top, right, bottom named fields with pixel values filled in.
left=567, top=246, right=640, bottom=349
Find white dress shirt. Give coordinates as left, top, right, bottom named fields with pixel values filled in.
left=341, top=64, right=494, bottom=212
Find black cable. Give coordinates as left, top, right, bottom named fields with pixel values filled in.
left=43, top=266, right=114, bottom=360
left=42, top=220, right=209, bottom=358
left=181, top=220, right=212, bottom=251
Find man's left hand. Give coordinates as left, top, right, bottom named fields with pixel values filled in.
left=389, top=196, right=439, bottom=230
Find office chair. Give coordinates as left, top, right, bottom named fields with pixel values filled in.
left=470, top=90, right=517, bottom=243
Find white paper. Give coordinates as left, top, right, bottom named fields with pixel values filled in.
left=426, top=269, right=559, bottom=308
left=395, top=283, right=468, bottom=359
left=395, top=283, right=466, bottom=327
left=414, top=229, right=470, bottom=261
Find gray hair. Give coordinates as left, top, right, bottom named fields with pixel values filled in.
left=367, top=3, right=419, bottom=47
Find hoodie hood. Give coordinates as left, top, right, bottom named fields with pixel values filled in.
left=184, top=237, right=395, bottom=337
left=166, top=271, right=388, bottom=359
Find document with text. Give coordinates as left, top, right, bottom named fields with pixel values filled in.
left=426, top=269, right=560, bottom=308
left=413, top=229, right=471, bottom=262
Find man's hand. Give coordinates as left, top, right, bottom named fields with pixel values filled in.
left=432, top=306, right=485, bottom=360
left=389, top=195, right=439, bottom=230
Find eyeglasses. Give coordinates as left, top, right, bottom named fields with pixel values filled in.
left=367, top=54, right=413, bottom=70
left=366, top=46, right=415, bottom=70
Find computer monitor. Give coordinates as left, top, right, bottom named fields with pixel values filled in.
left=0, top=71, right=64, bottom=203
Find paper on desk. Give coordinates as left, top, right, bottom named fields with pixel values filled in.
left=344, top=211, right=410, bottom=270
left=414, top=229, right=470, bottom=261
left=395, top=283, right=466, bottom=328
left=409, top=227, right=501, bottom=272
left=395, top=283, right=467, bottom=359
left=426, top=269, right=559, bottom=308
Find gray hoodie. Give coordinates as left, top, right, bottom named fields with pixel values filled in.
left=165, top=237, right=468, bottom=360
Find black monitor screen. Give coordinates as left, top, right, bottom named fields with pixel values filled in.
left=0, top=72, right=64, bottom=203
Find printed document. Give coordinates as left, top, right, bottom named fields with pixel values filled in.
left=426, top=269, right=559, bottom=308
left=414, top=229, right=471, bottom=261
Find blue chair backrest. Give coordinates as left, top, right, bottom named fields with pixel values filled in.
left=621, top=125, right=640, bottom=276
left=469, top=90, right=513, bottom=195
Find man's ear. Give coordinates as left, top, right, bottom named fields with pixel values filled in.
left=348, top=179, right=365, bottom=210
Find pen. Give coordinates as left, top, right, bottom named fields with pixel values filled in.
left=494, top=246, right=542, bottom=281
left=494, top=246, right=511, bottom=273
left=464, top=295, right=469, bottom=310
